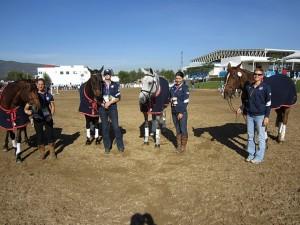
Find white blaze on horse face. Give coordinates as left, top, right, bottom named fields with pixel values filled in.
left=237, top=72, right=242, bottom=77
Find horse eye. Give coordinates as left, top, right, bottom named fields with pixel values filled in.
left=148, top=81, right=152, bottom=85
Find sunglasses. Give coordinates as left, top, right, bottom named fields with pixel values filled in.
left=254, top=73, right=263, bottom=76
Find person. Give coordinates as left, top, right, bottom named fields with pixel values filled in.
left=170, top=71, right=189, bottom=152
left=237, top=68, right=271, bottom=164
left=99, top=68, right=124, bottom=153
left=24, top=78, right=56, bottom=159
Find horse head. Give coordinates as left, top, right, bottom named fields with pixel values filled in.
left=223, top=63, right=253, bottom=99
left=87, top=66, right=104, bottom=98
left=139, top=68, right=160, bottom=104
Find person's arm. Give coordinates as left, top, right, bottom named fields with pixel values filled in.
left=24, top=103, right=32, bottom=116
left=263, top=85, right=272, bottom=126
left=50, top=101, right=55, bottom=115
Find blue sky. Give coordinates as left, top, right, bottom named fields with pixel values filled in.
left=0, top=0, right=299, bottom=71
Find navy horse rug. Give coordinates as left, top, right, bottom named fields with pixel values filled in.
left=140, top=77, right=170, bottom=114
left=265, top=75, right=297, bottom=109
left=79, top=84, right=99, bottom=117
left=0, top=105, right=29, bottom=130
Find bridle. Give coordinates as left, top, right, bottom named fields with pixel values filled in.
left=140, top=73, right=160, bottom=101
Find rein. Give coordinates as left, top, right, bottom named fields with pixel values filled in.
left=83, top=84, right=98, bottom=115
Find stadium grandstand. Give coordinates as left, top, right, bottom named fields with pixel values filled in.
left=184, top=48, right=300, bottom=78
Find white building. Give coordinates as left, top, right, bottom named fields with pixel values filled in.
left=37, top=65, right=120, bottom=86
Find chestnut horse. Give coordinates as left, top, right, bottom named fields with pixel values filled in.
left=223, top=63, right=297, bottom=142
left=0, top=79, right=40, bottom=162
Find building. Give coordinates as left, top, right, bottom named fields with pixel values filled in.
left=37, top=65, right=120, bottom=86
left=184, top=48, right=300, bottom=77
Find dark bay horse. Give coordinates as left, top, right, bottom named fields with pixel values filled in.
left=79, top=67, right=103, bottom=145
left=139, top=68, right=170, bottom=148
left=0, top=79, right=40, bottom=162
left=223, top=63, right=297, bottom=142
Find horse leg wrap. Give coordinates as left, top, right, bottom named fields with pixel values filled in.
left=280, top=125, right=286, bottom=142
left=155, top=129, right=160, bottom=148
left=144, top=127, right=149, bottom=144
left=16, top=143, right=22, bottom=163
left=11, top=139, right=17, bottom=148
left=95, top=128, right=99, bottom=139
left=86, top=129, right=91, bottom=139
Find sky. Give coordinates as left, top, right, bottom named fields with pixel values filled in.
left=0, top=0, right=300, bottom=71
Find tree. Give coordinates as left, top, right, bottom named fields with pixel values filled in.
left=186, top=63, right=214, bottom=74
left=159, top=69, right=175, bottom=82
left=43, top=73, right=52, bottom=86
left=6, top=71, right=33, bottom=81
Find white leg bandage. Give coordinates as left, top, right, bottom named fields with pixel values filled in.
left=16, top=143, right=21, bottom=155
left=155, top=128, right=160, bottom=145
left=144, top=127, right=149, bottom=143
left=12, top=139, right=17, bottom=148
left=86, top=129, right=91, bottom=139
left=95, top=128, right=99, bottom=138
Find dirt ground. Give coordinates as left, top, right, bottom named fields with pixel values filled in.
left=0, top=89, right=299, bottom=225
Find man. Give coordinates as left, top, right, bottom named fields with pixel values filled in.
left=99, top=69, right=124, bottom=153
left=237, top=68, right=271, bottom=164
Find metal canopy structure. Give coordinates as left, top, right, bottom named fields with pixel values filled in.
left=192, top=48, right=296, bottom=64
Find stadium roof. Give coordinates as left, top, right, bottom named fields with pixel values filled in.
left=191, top=48, right=297, bottom=64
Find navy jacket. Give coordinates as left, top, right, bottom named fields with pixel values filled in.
left=242, top=81, right=271, bottom=117
left=170, top=83, right=189, bottom=113
left=32, top=92, right=54, bottom=121
left=101, top=81, right=121, bottom=110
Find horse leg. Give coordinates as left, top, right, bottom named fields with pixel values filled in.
left=279, top=107, right=290, bottom=142
left=143, top=113, right=149, bottom=145
left=154, top=115, right=160, bottom=148
left=9, top=131, right=17, bottom=150
left=276, top=108, right=284, bottom=142
left=23, top=127, right=29, bottom=144
left=95, top=117, right=101, bottom=145
left=15, top=129, right=22, bottom=163
left=85, top=116, right=92, bottom=145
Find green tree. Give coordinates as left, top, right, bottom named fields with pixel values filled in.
left=159, top=69, right=175, bottom=82
left=43, top=73, right=52, bottom=86
left=186, top=63, right=214, bottom=74
left=6, top=71, right=33, bottom=81
left=118, top=71, right=130, bottom=83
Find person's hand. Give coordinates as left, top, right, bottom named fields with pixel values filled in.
left=236, top=106, right=242, bottom=114
left=104, top=102, right=111, bottom=109
left=25, top=109, right=32, bottom=116
left=263, top=117, right=269, bottom=126
left=177, top=113, right=183, bottom=120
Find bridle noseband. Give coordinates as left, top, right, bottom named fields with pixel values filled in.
left=140, top=74, right=159, bottom=100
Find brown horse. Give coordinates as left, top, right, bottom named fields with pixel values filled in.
left=79, top=67, right=103, bottom=145
left=223, top=63, right=297, bottom=142
left=0, top=79, right=40, bottom=162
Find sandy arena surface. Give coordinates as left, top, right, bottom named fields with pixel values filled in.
left=0, top=88, right=299, bottom=225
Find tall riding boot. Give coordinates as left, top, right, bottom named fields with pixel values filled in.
left=48, top=143, right=56, bottom=159
left=38, top=145, right=46, bottom=160
left=176, top=134, right=182, bottom=152
left=181, top=135, right=188, bottom=152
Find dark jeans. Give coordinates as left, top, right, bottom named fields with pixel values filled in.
left=33, top=119, right=54, bottom=145
left=172, top=111, right=188, bottom=136
left=99, top=107, right=124, bottom=150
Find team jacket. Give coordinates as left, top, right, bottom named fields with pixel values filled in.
left=242, top=81, right=271, bottom=117
left=170, top=83, right=189, bottom=113
left=101, top=81, right=121, bottom=110
left=32, top=92, right=54, bottom=121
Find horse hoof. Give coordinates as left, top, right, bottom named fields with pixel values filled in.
left=16, top=154, right=22, bottom=163
left=95, top=138, right=101, bottom=145
left=144, top=142, right=149, bottom=145
left=2, top=146, right=9, bottom=152
left=85, top=139, right=92, bottom=145
left=155, top=144, right=160, bottom=148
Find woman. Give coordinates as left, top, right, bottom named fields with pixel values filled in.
left=25, top=78, right=56, bottom=159
left=170, top=71, right=189, bottom=152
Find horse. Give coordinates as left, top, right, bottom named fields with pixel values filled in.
left=79, top=67, right=103, bottom=145
left=223, top=63, right=297, bottom=142
left=0, top=79, right=40, bottom=162
left=139, top=68, right=170, bottom=148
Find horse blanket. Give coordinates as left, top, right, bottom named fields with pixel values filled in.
left=140, top=77, right=170, bottom=114
left=265, top=75, right=297, bottom=109
left=79, top=84, right=99, bottom=117
left=0, top=105, right=29, bottom=130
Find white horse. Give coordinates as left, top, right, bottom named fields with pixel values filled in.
left=139, top=68, right=169, bottom=147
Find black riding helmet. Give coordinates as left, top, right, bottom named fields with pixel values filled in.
left=104, top=69, right=113, bottom=76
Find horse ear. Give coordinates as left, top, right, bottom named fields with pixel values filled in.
left=149, top=68, right=153, bottom=74
left=227, top=63, right=231, bottom=69
left=141, top=68, right=147, bottom=74
left=99, top=66, right=104, bottom=74
left=237, top=63, right=242, bottom=68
